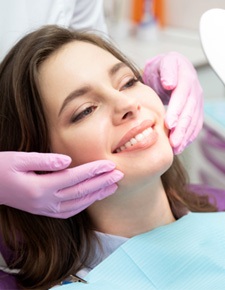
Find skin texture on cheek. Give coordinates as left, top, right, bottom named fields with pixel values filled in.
left=48, top=116, right=107, bottom=168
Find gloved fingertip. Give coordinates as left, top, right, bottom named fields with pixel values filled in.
left=94, top=160, right=116, bottom=174
left=169, top=129, right=183, bottom=149
left=173, top=146, right=182, bottom=155
left=165, top=117, right=178, bottom=129
left=98, top=184, right=118, bottom=200
left=51, top=155, right=72, bottom=169
left=161, top=69, right=177, bottom=88
left=104, top=160, right=117, bottom=170
left=162, top=81, right=175, bottom=91
left=112, top=170, right=124, bottom=182
left=173, top=139, right=192, bottom=155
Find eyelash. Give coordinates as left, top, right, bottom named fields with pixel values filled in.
left=71, top=105, right=97, bottom=123
left=70, top=77, right=139, bottom=123
left=121, top=77, right=139, bottom=90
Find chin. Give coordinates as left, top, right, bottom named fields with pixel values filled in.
left=117, top=148, right=174, bottom=189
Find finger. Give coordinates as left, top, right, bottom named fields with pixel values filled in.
left=171, top=93, right=203, bottom=154
left=43, top=160, right=117, bottom=191
left=176, top=99, right=203, bottom=154
left=160, top=53, right=178, bottom=90
left=55, top=170, right=124, bottom=201
left=165, top=80, right=190, bottom=129
left=169, top=94, right=197, bottom=147
left=15, top=152, right=72, bottom=172
left=59, top=184, right=118, bottom=216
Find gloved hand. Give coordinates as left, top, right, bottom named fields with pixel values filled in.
left=143, top=51, right=203, bottom=154
left=0, top=152, right=123, bottom=218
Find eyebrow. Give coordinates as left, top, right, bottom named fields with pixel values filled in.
left=58, top=62, right=128, bottom=117
left=109, top=62, right=127, bottom=77
left=58, top=86, right=90, bottom=117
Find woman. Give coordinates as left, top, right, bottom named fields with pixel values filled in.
left=0, top=0, right=203, bottom=220
left=0, top=25, right=219, bottom=289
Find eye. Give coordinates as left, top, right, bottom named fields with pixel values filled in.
left=122, top=77, right=139, bottom=90
left=71, top=105, right=97, bottom=123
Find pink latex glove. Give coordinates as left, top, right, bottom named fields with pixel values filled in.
left=0, top=152, right=123, bottom=218
left=143, top=51, right=203, bottom=154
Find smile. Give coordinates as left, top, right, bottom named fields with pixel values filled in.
left=115, top=127, right=154, bottom=153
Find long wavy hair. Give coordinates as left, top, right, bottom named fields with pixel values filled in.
left=0, top=25, right=217, bottom=289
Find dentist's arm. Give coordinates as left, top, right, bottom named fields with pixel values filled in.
left=0, top=152, right=123, bottom=218
left=143, top=51, right=203, bottom=154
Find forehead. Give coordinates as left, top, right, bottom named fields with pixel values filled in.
left=37, top=40, right=123, bottom=116
left=37, top=40, right=126, bottom=102
left=41, top=40, right=119, bottom=73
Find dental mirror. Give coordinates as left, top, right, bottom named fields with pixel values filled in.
left=199, top=8, right=225, bottom=85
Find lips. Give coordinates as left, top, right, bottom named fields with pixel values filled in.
left=113, top=120, right=157, bottom=153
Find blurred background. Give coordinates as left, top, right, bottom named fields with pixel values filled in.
left=104, top=0, right=225, bottom=189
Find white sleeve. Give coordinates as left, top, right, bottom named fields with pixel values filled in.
left=0, top=0, right=108, bottom=61
left=70, top=0, right=108, bottom=34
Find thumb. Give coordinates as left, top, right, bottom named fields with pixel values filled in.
left=15, top=152, right=72, bottom=172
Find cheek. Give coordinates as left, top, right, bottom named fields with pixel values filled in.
left=164, top=126, right=170, bottom=139
left=139, top=87, right=166, bottom=115
left=50, top=129, right=107, bottom=168
left=69, top=143, right=105, bottom=167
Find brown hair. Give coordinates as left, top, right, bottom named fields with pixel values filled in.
left=0, top=25, right=217, bottom=289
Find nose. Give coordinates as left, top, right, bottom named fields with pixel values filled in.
left=111, top=92, right=141, bottom=125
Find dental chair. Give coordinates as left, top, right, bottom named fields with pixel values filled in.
left=0, top=237, right=17, bottom=289
left=0, top=271, right=17, bottom=289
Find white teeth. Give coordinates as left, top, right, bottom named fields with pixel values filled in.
left=135, top=133, right=144, bottom=141
left=124, top=141, right=132, bottom=148
left=143, top=127, right=152, bottom=136
left=115, top=127, right=153, bottom=153
left=130, top=138, right=137, bottom=145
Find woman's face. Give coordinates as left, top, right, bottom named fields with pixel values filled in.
left=38, top=41, right=173, bottom=188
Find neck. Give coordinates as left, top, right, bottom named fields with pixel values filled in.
left=87, top=179, right=175, bottom=238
